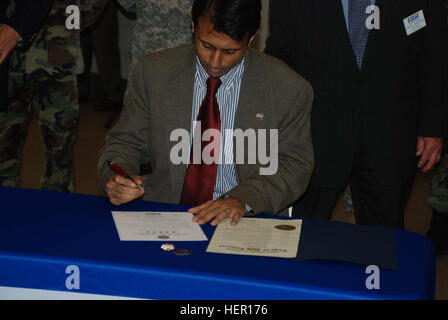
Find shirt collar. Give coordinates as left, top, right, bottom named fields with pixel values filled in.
left=195, top=56, right=246, bottom=91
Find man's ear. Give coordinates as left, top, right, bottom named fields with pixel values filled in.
left=248, top=29, right=260, bottom=48
left=191, top=21, right=195, bottom=33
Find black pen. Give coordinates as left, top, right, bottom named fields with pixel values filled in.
left=107, top=161, right=144, bottom=191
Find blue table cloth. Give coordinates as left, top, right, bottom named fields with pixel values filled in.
left=0, top=186, right=436, bottom=299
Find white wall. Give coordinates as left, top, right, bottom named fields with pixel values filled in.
left=254, top=0, right=270, bottom=51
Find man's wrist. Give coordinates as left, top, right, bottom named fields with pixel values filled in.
left=228, top=196, right=254, bottom=216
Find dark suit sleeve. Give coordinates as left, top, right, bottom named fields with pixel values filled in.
left=98, top=57, right=150, bottom=192
left=227, top=80, right=315, bottom=215
left=264, top=0, right=296, bottom=70
left=5, top=0, right=53, bottom=50
left=418, top=0, right=448, bottom=137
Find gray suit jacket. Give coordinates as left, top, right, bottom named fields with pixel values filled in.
left=98, top=45, right=314, bottom=215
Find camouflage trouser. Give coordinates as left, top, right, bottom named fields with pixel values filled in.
left=427, top=144, right=448, bottom=212
left=343, top=186, right=355, bottom=214
left=0, top=56, right=79, bottom=192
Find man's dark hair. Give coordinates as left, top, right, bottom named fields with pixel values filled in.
left=192, top=0, right=261, bottom=42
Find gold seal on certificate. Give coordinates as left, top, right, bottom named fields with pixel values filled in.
left=274, top=225, right=297, bottom=231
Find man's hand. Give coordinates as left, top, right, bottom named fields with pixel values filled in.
left=416, top=137, right=444, bottom=173
left=189, top=198, right=246, bottom=226
left=0, top=24, right=20, bottom=64
left=105, top=174, right=144, bottom=206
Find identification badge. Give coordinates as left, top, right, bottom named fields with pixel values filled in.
left=403, top=10, right=426, bottom=36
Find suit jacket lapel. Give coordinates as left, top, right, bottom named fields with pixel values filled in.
left=319, top=0, right=387, bottom=72
left=321, top=0, right=361, bottom=72
left=162, top=47, right=196, bottom=200
left=233, top=49, right=271, bottom=183
left=337, top=0, right=385, bottom=72
left=362, top=0, right=386, bottom=72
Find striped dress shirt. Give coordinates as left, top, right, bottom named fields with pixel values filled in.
left=190, top=56, right=246, bottom=200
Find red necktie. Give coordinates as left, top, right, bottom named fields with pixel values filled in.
left=180, top=76, right=222, bottom=206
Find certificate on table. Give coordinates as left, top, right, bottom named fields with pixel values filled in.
left=111, top=211, right=208, bottom=241
left=206, top=218, right=302, bottom=258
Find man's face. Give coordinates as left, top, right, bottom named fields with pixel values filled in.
left=193, top=16, right=254, bottom=78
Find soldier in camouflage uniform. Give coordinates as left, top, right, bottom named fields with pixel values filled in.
left=117, top=0, right=194, bottom=77
left=0, top=0, right=107, bottom=192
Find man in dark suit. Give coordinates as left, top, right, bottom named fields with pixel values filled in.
left=0, top=0, right=53, bottom=111
left=265, top=0, right=448, bottom=229
left=98, top=0, right=314, bottom=226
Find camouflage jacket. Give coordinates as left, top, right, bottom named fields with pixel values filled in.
left=117, top=0, right=194, bottom=76
left=20, top=0, right=108, bottom=74
left=427, top=141, right=448, bottom=212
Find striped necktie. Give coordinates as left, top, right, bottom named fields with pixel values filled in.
left=348, top=0, right=371, bottom=69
